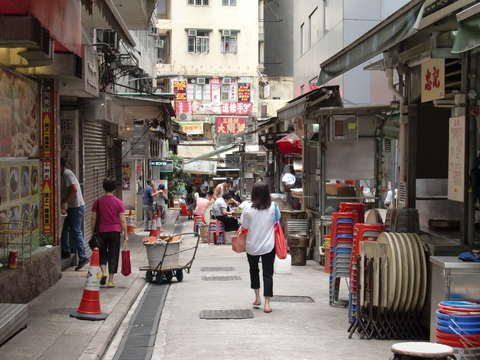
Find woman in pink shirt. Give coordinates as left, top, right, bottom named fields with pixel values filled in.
left=91, top=178, right=128, bottom=288
left=194, top=191, right=210, bottom=218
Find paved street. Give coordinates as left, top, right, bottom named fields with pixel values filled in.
left=0, top=217, right=402, bottom=360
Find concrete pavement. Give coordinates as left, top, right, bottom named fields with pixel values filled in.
left=0, top=214, right=405, bottom=359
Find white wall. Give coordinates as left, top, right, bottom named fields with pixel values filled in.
left=157, top=0, right=259, bottom=78
left=293, top=0, right=409, bottom=103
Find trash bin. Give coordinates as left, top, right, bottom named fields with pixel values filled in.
left=287, top=235, right=309, bottom=266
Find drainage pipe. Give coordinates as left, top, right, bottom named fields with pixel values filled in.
left=386, top=68, right=408, bottom=186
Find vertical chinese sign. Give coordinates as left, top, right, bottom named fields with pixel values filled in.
left=448, top=116, right=465, bottom=202
left=238, top=83, right=251, bottom=102
left=211, top=78, right=221, bottom=106
left=421, top=58, right=445, bottom=103
left=173, top=81, right=187, bottom=101
left=42, top=80, right=56, bottom=241
left=216, top=117, right=247, bottom=135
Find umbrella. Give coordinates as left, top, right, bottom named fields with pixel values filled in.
left=276, top=133, right=303, bottom=155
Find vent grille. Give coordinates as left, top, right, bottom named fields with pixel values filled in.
left=384, top=138, right=391, bottom=152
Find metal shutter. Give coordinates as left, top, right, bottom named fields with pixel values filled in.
left=83, top=120, right=107, bottom=242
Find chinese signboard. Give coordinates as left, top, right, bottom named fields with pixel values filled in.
left=216, top=117, right=247, bottom=135
left=179, top=122, right=204, bottom=135
left=175, top=101, right=193, bottom=114
left=211, top=78, right=221, bottom=106
left=421, top=58, right=445, bottom=103
left=238, top=83, right=251, bottom=102
left=174, top=81, right=187, bottom=101
left=448, top=116, right=465, bottom=202
left=176, top=101, right=253, bottom=115
left=149, top=160, right=174, bottom=172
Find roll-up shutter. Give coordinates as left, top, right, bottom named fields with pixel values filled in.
left=83, top=120, right=107, bottom=242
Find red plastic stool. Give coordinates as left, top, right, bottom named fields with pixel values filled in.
left=181, top=204, right=188, bottom=216
left=193, top=215, right=205, bottom=233
left=207, top=220, right=225, bottom=245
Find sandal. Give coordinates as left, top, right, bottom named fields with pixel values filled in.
left=108, top=282, right=115, bottom=288
left=100, top=274, right=107, bottom=286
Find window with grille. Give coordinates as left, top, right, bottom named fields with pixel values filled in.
left=187, top=81, right=210, bottom=101
left=188, top=0, right=209, bottom=5
left=188, top=31, right=209, bottom=53
left=222, top=0, right=236, bottom=6
left=221, top=33, right=237, bottom=54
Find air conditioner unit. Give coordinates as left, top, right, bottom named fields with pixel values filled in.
left=178, top=113, right=192, bottom=121
left=204, top=117, right=212, bottom=124
left=149, top=27, right=159, bottom=36
left=197, top=78, right=206, bottom=84
left=157, top=57, right=165, bottom=64
left=188, top=29, right=197, bottom=37
left=222, top=78, right=231, bottom=85
left=155, top=39, right=165, bottom=48
left=222, top=30, right=231, bottom=37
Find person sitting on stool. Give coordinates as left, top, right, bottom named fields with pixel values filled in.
left=212, top=192, right=239, bottom=232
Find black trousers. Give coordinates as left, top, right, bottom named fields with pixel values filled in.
left=214, top=215, right=239, bottom=232
left=247, top=247, right=276, bottom=297
left=99, top=231, right=121, bottom=274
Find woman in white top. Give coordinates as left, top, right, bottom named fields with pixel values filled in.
left=240, top=181, right=280, bottom=313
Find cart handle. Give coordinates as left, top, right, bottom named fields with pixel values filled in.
left=168, top=232, right=199, bottom=239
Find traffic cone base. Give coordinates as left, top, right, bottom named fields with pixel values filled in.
left=127, top=210, right=135, bottom=234
left=70, top=248, right=108, bottom=321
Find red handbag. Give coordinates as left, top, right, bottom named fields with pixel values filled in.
left=121, top=241, right=131, bottom=276
left=232, top=226, right=248, bottom=253
left=273, top=203, right=287, bottom=259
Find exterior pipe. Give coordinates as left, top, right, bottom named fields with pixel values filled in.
left=386, top=68, right=407, bottom=185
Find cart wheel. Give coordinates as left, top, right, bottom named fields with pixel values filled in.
left=175, top=270, right=184, bottom=282
left=165, top=271, right=173, bottom=282
left=146, top=271, right=154, bottom=283
left=155, top=272, right=164, bottom=284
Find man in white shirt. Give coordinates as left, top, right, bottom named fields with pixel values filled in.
left=212, top=192, right=239, bottom=232
left=60, top=158, right=89, bottom=271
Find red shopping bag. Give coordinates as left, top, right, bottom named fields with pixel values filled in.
left=121, top=241, right=131, bottom=276
left=273, top=202, right=287, bottom=259
left=274, top=222, right=287, bottom=259
left=232, top=226, right=248, bottom=253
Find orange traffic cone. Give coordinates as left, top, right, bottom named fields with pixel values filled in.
left=149, top=212, right=157, bottom=238
left=70, top=248, right=108, bottom=321
left=156, top=210, right=162, bottom=237
left=127, top=210, right=135, bottom=234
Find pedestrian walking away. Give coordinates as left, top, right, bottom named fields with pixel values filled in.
left=142, top=179, right=160, bottom=231
left=60, top=158, right=89, bottom=271
left=240, top=181, right=280, bottom=313
left=91, top=178, right=129, bottom=288
left=156, top=183, right=168, bottom=222
left=185, top=185, right=196, bottom=220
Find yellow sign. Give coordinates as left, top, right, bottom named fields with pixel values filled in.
left=421, top=58, right=445, bottom=103
left=179, top=122, right=204, bottom=135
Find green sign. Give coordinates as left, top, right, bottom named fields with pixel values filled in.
left=149, top=160, right=173, bottom=172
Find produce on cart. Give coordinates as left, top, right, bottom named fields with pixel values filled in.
left=140, top=232, right=199, bottom=284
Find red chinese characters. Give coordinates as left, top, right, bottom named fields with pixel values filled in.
left=216, top=117, right=247, bottom=134
left=424, top=67, right=441, bottom=91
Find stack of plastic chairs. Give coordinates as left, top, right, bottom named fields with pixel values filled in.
left=329, top=212, right=358, bottom=306
left=385, top=208, right=420, bottom=234
left=436, top=301, right=480, bottom=358
left=339, top=202, right=366, bottom=223
left=348, top=223, right=385, bottom=322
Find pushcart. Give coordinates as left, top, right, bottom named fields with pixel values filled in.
left=139, top=232, right=200, bottom=284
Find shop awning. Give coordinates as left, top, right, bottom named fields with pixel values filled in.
left=452, top=4, right=480, bottom=53
left=183, top=143, right=239, bottom=164
left=317, top=0, right=425, bottom=85
left=112, top=94, right=175, bottom=119
left=177, top=145, right=215, bottom=159
left=277, top=86, right=343, bottom=122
